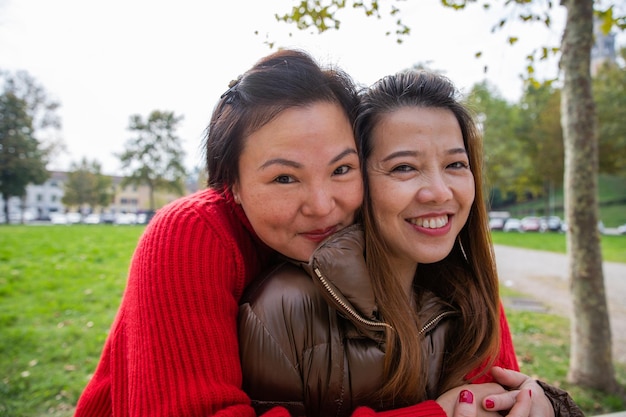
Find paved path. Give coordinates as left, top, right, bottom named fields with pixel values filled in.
left=494, top=245, right=626, bottom=364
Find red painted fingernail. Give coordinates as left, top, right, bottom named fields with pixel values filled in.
left=459, top=390, right=474, bottom=404
left=485, top=399, right=495, bottom=409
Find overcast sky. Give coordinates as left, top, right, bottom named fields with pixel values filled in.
left=1, top=0, right=574, bottom=174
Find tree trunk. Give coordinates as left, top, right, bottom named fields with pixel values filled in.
left=149, top=185, right=155, bottom=211
left=1, top=193, right=8, bottom=224
left=561, top=0, right=617, bottom=392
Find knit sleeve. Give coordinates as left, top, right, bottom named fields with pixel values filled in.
left=74, top=192, right=283, bottom=417
left=351, top=400, right=447, bottom=417
left=494, top=303, right=520, bottom=371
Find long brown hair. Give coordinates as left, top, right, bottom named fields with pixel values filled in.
left=354, top=71, right=500, bottom=405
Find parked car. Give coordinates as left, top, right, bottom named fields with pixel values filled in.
left=66, top=212, right=82, bottom=224
left=520, top=216, right=542, bottom=232
left=540, top=216, right=562, bottom=232
left=83, top=213, right=101, bottom=224
left=560, top=220, right=605, bottom=233
left=503, top=218, right=522, bottom=232
left=50, top=212, right=69, bottom=225
left=114, top=212, right=138, bottom=225
left=489, top=217, right=506, bottom=231
left=0, top=210, right=36, bottom=224
left=100, top=212, right=116, bottom=224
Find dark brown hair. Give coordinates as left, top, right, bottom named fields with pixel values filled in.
left=203, top=49, right=359, bottom=190
left=354, top=70, right=500, bottom=405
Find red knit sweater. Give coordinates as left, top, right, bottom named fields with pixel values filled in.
left=74, top=188, right=519, bottom=417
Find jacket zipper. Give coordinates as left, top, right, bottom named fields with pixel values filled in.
left=419, top=311, right=455, bottom=335
left=313, top=267, right=393, bottom=331
left=314, top=267, right=456, bottom=335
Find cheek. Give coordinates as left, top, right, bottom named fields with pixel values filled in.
left=251, top=201, right=295, bottom=227
left=247, top=209, right=296, bottom=247
left=455, top=178, right=475, bottom=223
left=463, top=178, right=476, bottom=207
left=369, top=176, right=393, bottom=203
left=370, top=183, right=403, bottom=223
left=241, top=190, right=294, bottom=230
left=372, top=179, right=413, bottom=209
left=346, top=183, right=364, bottom=212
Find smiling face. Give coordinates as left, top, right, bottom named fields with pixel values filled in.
left=367, top=106, right=475, bottom=274
left=232, top=101, right=363, bottom=261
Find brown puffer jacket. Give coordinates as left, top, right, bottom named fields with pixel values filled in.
left=238, top=224, right=457, bottom=417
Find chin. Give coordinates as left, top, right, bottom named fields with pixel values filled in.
left=416, top=248, right=455, bottom=264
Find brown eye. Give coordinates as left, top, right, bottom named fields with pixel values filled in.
left=333, top=165, right=351, bottom=176
left=391, top=164, right=414, bottom=173
left=448, top=161, right=469, bottom=169
left=274, top=175, right=295, bottom=184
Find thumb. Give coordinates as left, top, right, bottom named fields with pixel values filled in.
left=454, top=389, right=477, bottom=417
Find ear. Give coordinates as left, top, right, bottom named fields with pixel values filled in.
left=231, top=183, right=241, bottom=205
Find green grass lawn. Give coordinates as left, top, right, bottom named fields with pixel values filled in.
left=0, top=225, right=144, bottom=416
left=1, top=225, right=624, bottom=416
left=501, top=285, right=626, bottom=415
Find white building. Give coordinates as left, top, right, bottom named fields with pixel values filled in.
left=1, top=170, right=201, bottom=223
left=1, top=171, right=66, bottom=222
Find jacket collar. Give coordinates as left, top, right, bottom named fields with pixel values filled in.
left=300, top=224, right=379, bottom=321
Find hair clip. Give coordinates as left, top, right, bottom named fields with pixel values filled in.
left=220, top=76, right=242, bottom=104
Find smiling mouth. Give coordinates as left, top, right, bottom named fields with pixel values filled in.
left=408, top=215, right=449, bottom=229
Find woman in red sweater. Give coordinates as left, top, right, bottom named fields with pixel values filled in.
left=74, top=48, right=363, bottom=417
left=74, top=49, right=548, bottom=417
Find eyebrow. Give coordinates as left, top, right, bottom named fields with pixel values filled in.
left=380, top=147, right=467, bottom=162
left=259, top=148, right=358, bottom=170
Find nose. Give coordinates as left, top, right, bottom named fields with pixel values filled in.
left=301, top=187, right=335, bottom=217
left=416, top=172, right=453, bottom=204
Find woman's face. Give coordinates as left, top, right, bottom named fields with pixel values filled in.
left=367, top=106, right=475, bottom=271
left=233, top=101, right=363, bottom=261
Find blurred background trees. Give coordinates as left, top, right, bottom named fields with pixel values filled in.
left=0, top=70, right=61, bottom=224
left=116, top=110, right=187, bottom=211
left=62, top=158, right=113, bottom=215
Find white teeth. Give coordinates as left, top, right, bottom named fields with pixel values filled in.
left=410, top=215, right=448, bottom=229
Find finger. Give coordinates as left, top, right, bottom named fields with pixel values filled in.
left=490, top=366, right=530, bottom=390
left=483, top=390, right=520, bottom=412
left=505, top=389, right=533, bottom=417
left=455, top=389, right=477, bottom=417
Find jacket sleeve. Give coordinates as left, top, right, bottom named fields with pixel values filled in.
left=74, top=197, right=286, bottom=417
left=535, top=381, right=585, bottom=417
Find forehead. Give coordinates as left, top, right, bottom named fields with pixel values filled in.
left=239, top=102, right=356, bottom=165
left=372, top=106, right=463, bottom=148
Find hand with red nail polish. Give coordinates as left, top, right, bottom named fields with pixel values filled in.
left=437, top=384, right=509, bottom=417
left=482, top=367, right=555, bottom=417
